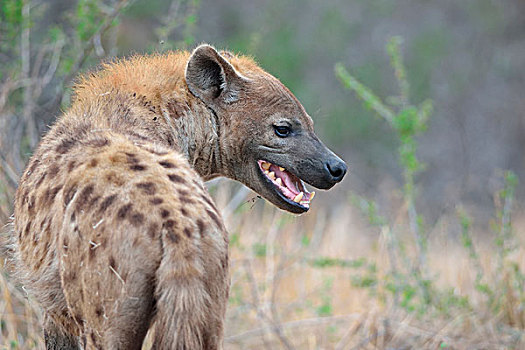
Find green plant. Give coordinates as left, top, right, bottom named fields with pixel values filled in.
left=336, top=36, right=438, bottom=314
left=336, top=36, right=524, bottom=329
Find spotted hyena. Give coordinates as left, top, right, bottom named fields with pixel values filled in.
left=8, top=44, right=346, bottom=349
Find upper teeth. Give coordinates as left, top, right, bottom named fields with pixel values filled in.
left=260, top=160, right=314, bottom=208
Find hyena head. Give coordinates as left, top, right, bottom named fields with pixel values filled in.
left=186, top=44, right=347, bottom=214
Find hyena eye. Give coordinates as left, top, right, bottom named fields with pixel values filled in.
left=273, top=125, right=291, bottom=138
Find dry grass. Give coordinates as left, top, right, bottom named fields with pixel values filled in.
left=2, top=180, right=525, bottom=349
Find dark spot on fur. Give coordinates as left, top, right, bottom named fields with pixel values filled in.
left=98, top=194, right=117, bottom=213
left=48, top=165, right=60, bottom=179
left=35, top=255, right=46, bottom=270
left=184, top=227, right=192, bottom=238
left=130, top=164, right=146, bottom=171
left=95, top=307, right=103, bottom=318
left=39, top=218, right=47, bottom=230
left=75, top=184, right=94, bottom=210
left=91, top=333, right=103, bottom=350
left=89, top=195, right=101, bottom=207
left=109, top=256, right=117, bottom=269
left=181, top=196, right=195, bottom=205
left=129, top=132, right=148, bottom=141
left=117, top=203, right=132, bottom=220
left=88, top=158, right=98, bottom=167
left=56, top=139, right=76, bottom=154
left=35, top=172, right=47, bottom=188
left=67, top=160, right=77, bottom=172
left=160, top=208, right=170, bottom=218
left=150, top=197, right=163, bottom=205
left=129, top=212, right=144, bottom=226
left=86, top=138, right=109, bottom=148
left=64, top=183, right=78, bottom=206
left=148, top=223, right=159, bottom=238
left=181, top=208, right=189, bottom=217
left=136, top=182, right=156, bottom=195
left=159, top=161, right=176, bottom=169
left=178, top=189, right=190, bottom=196
left=163, top=220, right=179, bottom=243
left=164, top=219, right=175, bottom=228
left=197, top=219, right=206, bottom=236
left=43, top=185, right=63, bottom=206
left=73, top=313, right=83, bottom=325
left=206, top=209, right=222, bottom=228
left=125, top=152, right=138, bottom=162
left=168, top=174, right=185, bottom=183
left=24, top=221, right=31, bottom=237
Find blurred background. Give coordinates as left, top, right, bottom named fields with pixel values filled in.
left=1, top=0, right=525, bottom=348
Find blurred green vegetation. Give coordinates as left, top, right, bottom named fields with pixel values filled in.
left=2, top=1, right=525, bottom=348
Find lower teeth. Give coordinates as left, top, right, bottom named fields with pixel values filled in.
left=293, top=192, right=304, bottom=203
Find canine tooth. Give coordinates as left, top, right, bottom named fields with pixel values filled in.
left=279, top=167, right=285, bottom=171
left=268, top=172, right=275, bottom=180
left=310, top=191, right=316, bottom=200
left=293, top=192, right=304, bottom=203
left=262, top=162, right=271, bottom=170
left=276, top=178, right=282, bottom=186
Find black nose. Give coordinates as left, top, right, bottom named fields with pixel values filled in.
left=326, top=158, right=347, bottom=183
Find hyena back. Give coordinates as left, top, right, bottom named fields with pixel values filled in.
left=10, top=44, right=346, bottom=349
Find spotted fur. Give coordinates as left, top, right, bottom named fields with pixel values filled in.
left=8, top=44, right=345, bottom=349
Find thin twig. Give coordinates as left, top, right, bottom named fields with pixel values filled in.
left=0, top=152, right=19, bottom=187
left=21, top=0, right=39, bottom=148
left=244, top=259, right=294, bottom=350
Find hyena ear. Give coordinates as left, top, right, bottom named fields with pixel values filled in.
left=185, top=44, right=245, bottom=105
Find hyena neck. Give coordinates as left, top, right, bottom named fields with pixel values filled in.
left=69, top=52, right=223, bottom=180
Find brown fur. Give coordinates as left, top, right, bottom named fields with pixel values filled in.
left=8, top=44, right=345, bottom=349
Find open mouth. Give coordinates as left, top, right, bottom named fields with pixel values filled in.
left=258, top=160, right=315, bottom=210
